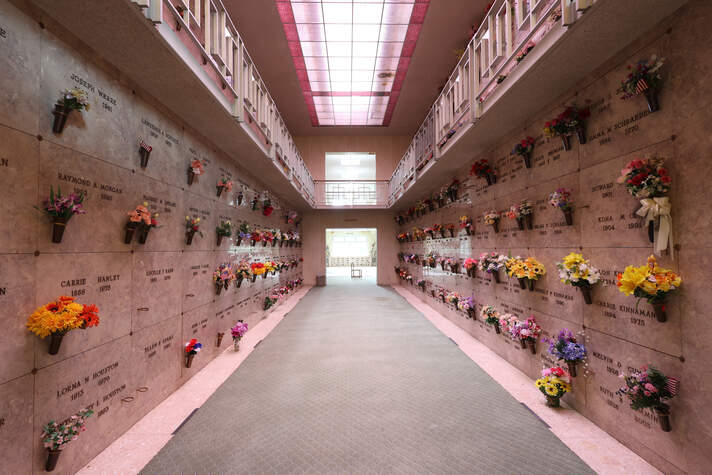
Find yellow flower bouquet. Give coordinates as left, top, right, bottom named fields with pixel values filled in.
left=27, top=296, right=100, bottom=355
left=509, top=257, right=546, bottom=291
left=617, top=255, right=681, bottom=322
left=536, top=367, right=572, bottom=407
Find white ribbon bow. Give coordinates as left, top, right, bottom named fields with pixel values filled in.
left=636, top=197, right=673, bottom=257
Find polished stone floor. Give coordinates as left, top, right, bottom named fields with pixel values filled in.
left=141, top=279, right=593, bottom=474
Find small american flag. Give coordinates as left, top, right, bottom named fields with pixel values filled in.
left=666, top=377, right=680, bottom=396
left=635, top=79, right=649, bottom=94
left=139, top=140, right=152, bottom=153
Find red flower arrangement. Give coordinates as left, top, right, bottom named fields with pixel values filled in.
left=470, top=159, right=497, bottom=185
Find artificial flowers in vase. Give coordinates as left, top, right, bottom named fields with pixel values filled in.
left=41, top=408, right=94, bottom=472
left=185, top=339, right=202, bottom=367
left=513, top=136, right=535, bottom=168
left=187, top=159, right=204, bottom=185
left=557, top=253, right=601, bottom=304
left=37, top=187, right=86, bottom=243
left=545, top=329, right=586, bottom=377
left=481, top=305, right=500, bottom=333
left=617, top=157, right=672, bottom=251
left=617, top=55, right=665, bottom=113
left=617, top=365, right=679, bottom=432
left=616, top=255, right=681, bottom=322
left=26, top=296, right=100, bottom=355
left=231, top=320, right=248, bottom=351
left=216, top=176, right=233, bottom=197
left=52, top=88, right=90, bottom=134
left=536, top=367, right=571, bottom=408
left=543, top=105, right=590, bottom=150
left=470, top=159, right=497, bottom=185
left=483, top=211, right=500, bottom=233
left=548, top=188, right=574, bottom=225
left=185, top=216, right=202, bottom=245
left=216, top=220, right=232, bottom=247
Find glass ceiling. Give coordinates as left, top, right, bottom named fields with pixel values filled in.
left=276, top=1, right=430, bottom=127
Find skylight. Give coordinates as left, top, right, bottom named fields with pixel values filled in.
left=276, top=1, right=430, bottom=127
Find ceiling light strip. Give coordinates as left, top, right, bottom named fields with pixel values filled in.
left=276, top=0, right=319, bottom=126
left=382, top=0, right=430, bottom=127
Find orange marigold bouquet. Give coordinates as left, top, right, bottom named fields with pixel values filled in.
left=27, top=296, right=100, bottom=354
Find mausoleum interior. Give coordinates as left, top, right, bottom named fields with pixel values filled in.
left=1, top=0, right=710, bottom=473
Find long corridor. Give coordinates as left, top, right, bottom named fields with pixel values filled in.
left=141, top=280, right=592, bottom=474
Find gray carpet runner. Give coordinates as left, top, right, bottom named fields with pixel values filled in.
left=141, top=277, right=593, bottom=474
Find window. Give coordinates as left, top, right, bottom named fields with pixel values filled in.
left=324, top=152, right=377, bottom=206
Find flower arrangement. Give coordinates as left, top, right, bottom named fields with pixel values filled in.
left=543, top=105, right=590, bottom=150
left=504, top=255, right=523, bottom=279
left=548, top=188, right=574, bottom=225
left=617, top=55, right=665, bottom=112
left=250, top=262, right=266, bottom=282
left=216, top=176, right=233, bottom=197
left=463, top=258, right=478, bottom=277
left=457, top=296, right=476, bottom=318
left=425, top=252, right=437, bottom=268
left=480, top=305, right=500, bottom=333
left=185, top=216, right=202, bottom=245
left=232, top=222, right=248, bottom=246
left=213, top=263, right=234, bottom=294
left=37, top=186, right=86, bottom=243
left=446, top=179, right=460, bottom=202
left=617, top=365, right=679, bottom=432
left=234, top=261, right=251, bottom=287
left=435, top=287, right=446, bottom=303
left=498, top=314, right=519, bottom=335
left=215, top=220, right=232, bottom=247
left=445, top=222, right=456, bottom=238
left=185, top=339, right=202, bottom=367
left=265, top=260, right=278, bottom=275
left=557, top=253, right=600, bottom=304
left=617, top=158, right=671, bottom=199
left=617, top=157, right=672, bottom=249
left=231, top=320, right=248, bottom=351
left=514, top=257, right=546, bottom=291
left=187, top=159, right=204, bottom=185
left=459, top=215, right=473, bottom=235
left=52, top=88, right=90, bottom=134
left=41, top=408, right=94, bottom=471
left=545, top=329, right=586, bottom=377
left=262, top=230, right=275, bottom=247
left=470, top=159, right=497, bottom=185
left=478, top=252, right=506, bottom=283
left=126, top=202, right=158, bottom=244
left=483, top=210, right=500, bottom=233
left=416, top=279, right=427, bottom=291
left=445, top=291, right=460, bottom=306
left=536, top=367, right=571, bottom=407
left=510, top=316, right=542, bottom=354
left=27, top=296, right=100, bottom=355
left=262, top=197, right=274, bottom=217
left=513, top=136, right=535, bottom=168
left=616, top=255, right=681, bottom=322
left=433, top=223, right=444, bottom=238
left=264, top=295, right=278, bottom=310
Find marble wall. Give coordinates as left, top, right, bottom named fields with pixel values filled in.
left=0, top=1, right=304, bottom=473
left=395, top=2, right=712, bottom=474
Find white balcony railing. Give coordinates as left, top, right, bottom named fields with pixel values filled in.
left=388, top=0, right=596, bottom=205
left=134, top=0, right=314, bottom=205
left=314, top=181, right=390, bottom=208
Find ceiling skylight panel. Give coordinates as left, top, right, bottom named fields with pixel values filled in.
left=278, top=0, right=429, bottom=126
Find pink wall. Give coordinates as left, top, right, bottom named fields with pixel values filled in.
left=295, top=135, right=411, bottom=181
left=301, top=209, right=398, bottom=286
